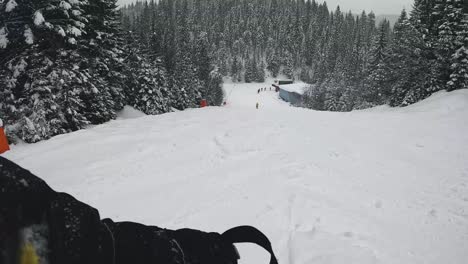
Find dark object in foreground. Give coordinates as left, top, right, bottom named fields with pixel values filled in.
left=0, top=157, right=278, bottom=264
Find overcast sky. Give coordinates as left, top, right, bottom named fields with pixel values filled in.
left=117, top=0, right=413, bottom=15
left=321, top=0, right=412, bottom=15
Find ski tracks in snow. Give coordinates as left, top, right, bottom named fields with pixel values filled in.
left=282, top=177, right=380, bottom=264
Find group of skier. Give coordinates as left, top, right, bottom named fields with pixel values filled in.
left=257, top=87, right=272, bottom=94
left=256, top=86, right=273, bottom=109
left=256, top=86, right=274, bottom=109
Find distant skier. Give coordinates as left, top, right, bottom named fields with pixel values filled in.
left=256, top=102, right=259, bottom=109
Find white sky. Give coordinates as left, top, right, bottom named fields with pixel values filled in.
left=117, top=0, right=413, bottom=15
left=321, top=0, right=412, bottom=15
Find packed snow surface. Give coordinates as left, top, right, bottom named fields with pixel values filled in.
left=4, top=82, right=468, bottom=264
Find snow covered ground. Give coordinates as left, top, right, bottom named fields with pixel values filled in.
left=4, top=82, right=468, bottom=264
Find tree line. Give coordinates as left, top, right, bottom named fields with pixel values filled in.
left=0, top=0, right=223, bottom=143
left=123, top=0, right=467, bottom=111
left=0, top=0, right=466, bottom=143
left=306, top=0, right=468, bottom=111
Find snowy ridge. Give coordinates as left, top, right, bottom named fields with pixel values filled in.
left=4, top=84, right=468, bottom=264
left=358, top=89, right=468, bottom=114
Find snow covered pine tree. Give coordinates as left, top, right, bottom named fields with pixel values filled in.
left=0, top=0, right=128, bottom=142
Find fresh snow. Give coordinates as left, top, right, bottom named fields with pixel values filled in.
left=68, top=26, right=81, bottom=37
left=71, top=10, right=82, bottom=17
left=74, top=21, right=85, bottom=29
left=4, top=82, right=468, bottom=264
left=33, top=11, right=45, bottom=26
left=59, top=1, right=72, bottom=10
left=11, top=58, right=27, bottom=78
left=24, top=27, right=34, bottom=45
left=0, top=27, right=8, bottom=49
left=5, top=0, right=17, bottom=12
left=56, top=26, right=66, bottom=37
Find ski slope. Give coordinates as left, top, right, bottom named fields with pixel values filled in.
left=4, top=82, right=468, bottom=264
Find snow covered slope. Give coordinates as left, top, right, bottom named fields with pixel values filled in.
left=4, top=83, right=468, bottom=264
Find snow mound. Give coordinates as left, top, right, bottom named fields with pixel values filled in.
left=399, top=89, right=468, bottom=114
left=117, top=106, right=146, bottom=120
left=355, top=89, right=468, bottom=114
